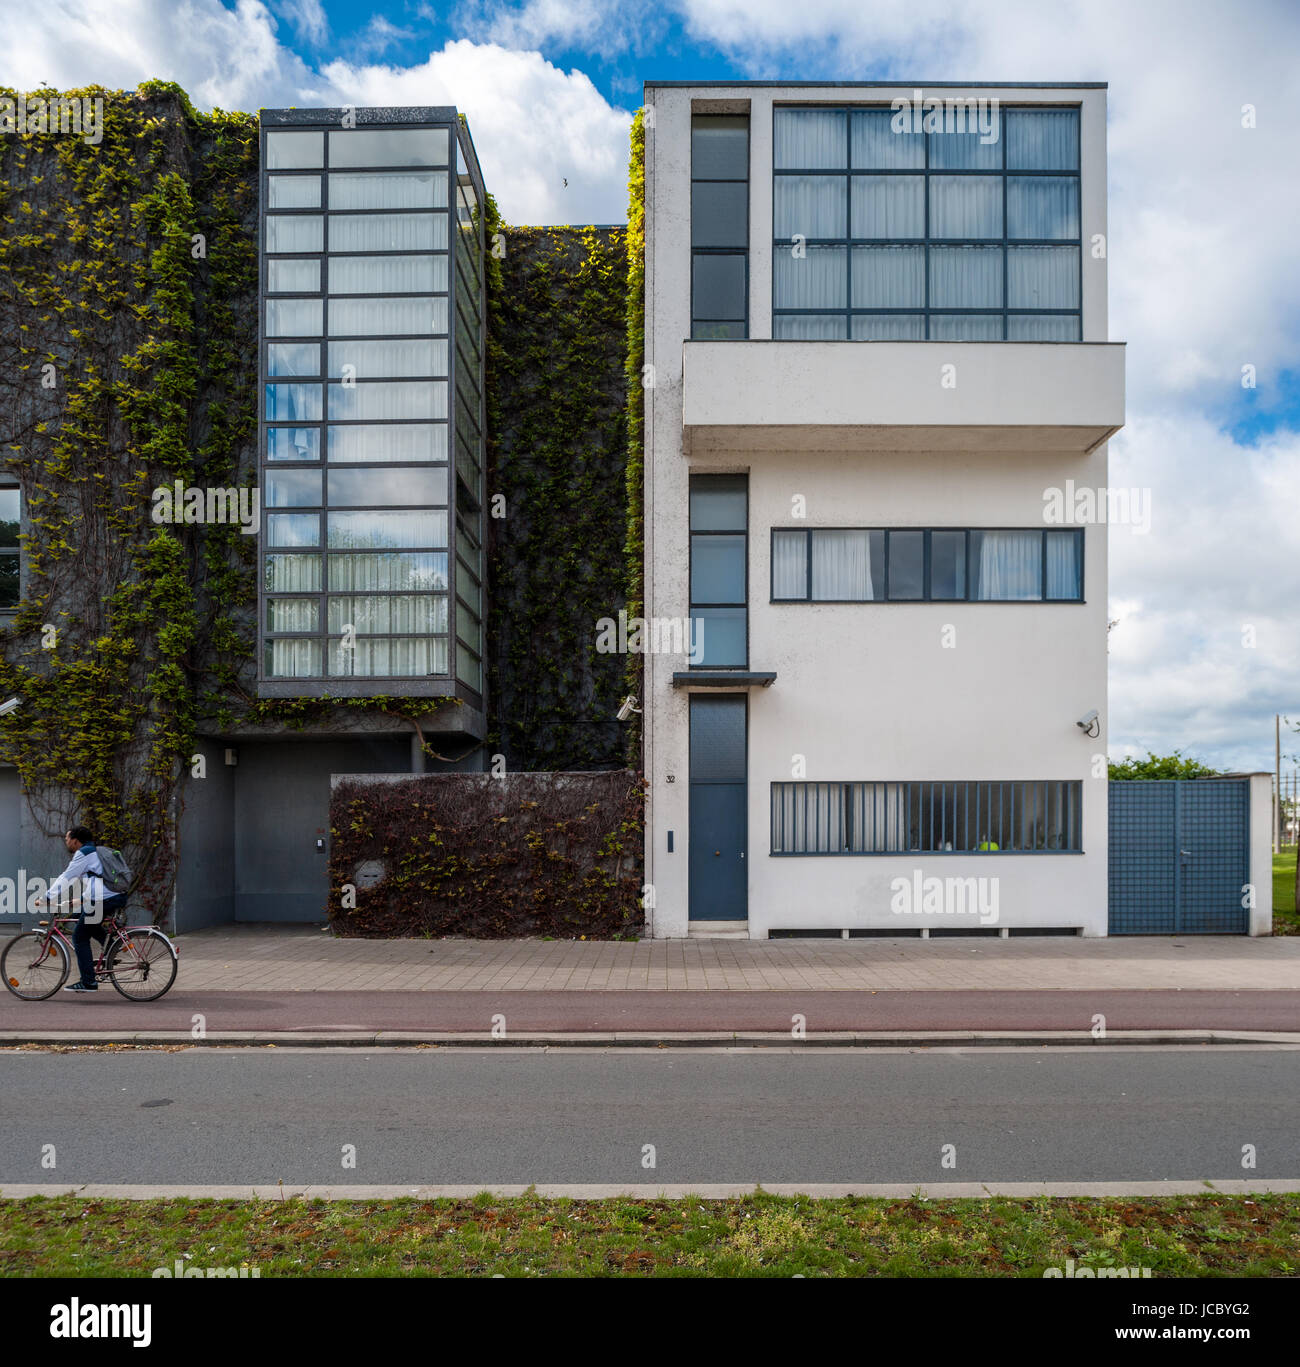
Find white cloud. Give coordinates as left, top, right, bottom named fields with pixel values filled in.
left=276, top=0, right=328, bottom=48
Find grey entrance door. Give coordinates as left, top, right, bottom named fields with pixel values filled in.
left=689, top=695, right=747, bottom=921
left=1108, top=779, right=1249, bottom=934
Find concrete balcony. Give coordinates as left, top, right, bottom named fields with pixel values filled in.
left=681, top=340, right=1125, bottom=456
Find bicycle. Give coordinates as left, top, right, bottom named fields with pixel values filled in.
left=2, top=909, right=178, bottom=1002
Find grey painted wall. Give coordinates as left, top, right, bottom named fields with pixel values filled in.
left=175, top=740, right=237, bottom=934
left=0, top=767, right=19, bottom=923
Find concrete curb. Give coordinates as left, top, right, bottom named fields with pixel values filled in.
left=3, top=1029, right=1300, bottom=1048
left=3, top=1180, right=1300, bottom=1200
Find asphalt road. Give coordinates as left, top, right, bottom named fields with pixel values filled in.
left=2, top=989, right=1298, bottom=1034
left=2, top=1047, right=1296, bottom=1185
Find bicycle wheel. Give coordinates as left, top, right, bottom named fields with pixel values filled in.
left=2, top=932, right=71, bottom=1000
left=106, top=928, right=178, bottom=1001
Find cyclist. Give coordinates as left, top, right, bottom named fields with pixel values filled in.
left=35, top=827, right=128, bottom=994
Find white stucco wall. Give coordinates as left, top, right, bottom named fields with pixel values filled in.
left=643, top=83, right=1116, bottom=939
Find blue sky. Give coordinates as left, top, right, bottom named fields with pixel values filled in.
left=3, top=0, right=1299, bottom=771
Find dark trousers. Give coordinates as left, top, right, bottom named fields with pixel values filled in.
left=72, top=894, right=127, bottom=986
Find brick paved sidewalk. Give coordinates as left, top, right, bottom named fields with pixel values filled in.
left=161, top=925, right=1300, bottom=992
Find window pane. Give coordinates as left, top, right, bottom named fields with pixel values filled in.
left=851, top=314, right=924, bottom=340
left=929, top=314, right=1003, bottom=340
left=328, top=254, right=444, bottom=294
left=888, top=530, right=924, bottom=599
left=692, top=253, right=746, bottom=320
left=328, top=381, right=446, bottom=421
left=689, top=479, right=747, bottom=531
left=329, top=171, right=446, bottom=210
left=929, top=177, right=1002, bottom=238
left=267, top=175, right=321, bottom=209
left=265, top=299, right=322, bottom=337
left=328, top=552, right=448, bottom=591
left=328, top=425, right=447, bottom=463
left=971, top=530, right=1042, bottom=600
left=0, top=487, right=20, bottom=541
left=267, top=342, right=321, bottom=377
left=851, top=245, right=924, bottom=308
left=328, top=339, right=446, bottom=378
left=264, top=554, right=321, bottom=591
left=329, top=213, right=445, bottom=252
left=266, top=132, right=323, bottom=169
left=328, top=594, right=446, bottom=634
left=265, top=639, right=322, bottom=677
left=928, top=110, right=1002, bottom=169
left=328, top=636, right=448, bottom=677
left=267, top=428, right=320, bottom=461
left=328, top=128, right=449, bottom=168
left=691, top=533, right=745, bottom=603
left=1046, top=530, right=1082, bottom=599
left=1007, top=245, right=1079, bottom=308
left=930, top=531, right=966, bottom=599
left=774, top=109, right=846, bottom=168
left=328, top=468, right=447, bottom=507
left=329, top=297, right=447, bottom=335
left=773, top=176, right=845, bottom=239
left=267, top=512, right=320, bottom=547
left=0, top=551, right=16, bottom=608
left=928, top=245, right=1003, bottom=308
left=266, top=258, right=320, bottom=293
left=772, top=530, right=807, bottom=598
left=851, top=175, right=924, bottom=238
left=851, top=110, right=925, bottom=168
left=1007, top=109, right=1079, bottom=171
left=266, top=598, right=319, bottom=632
left=774, top=244, right=845, bottom=309
left=266, top=215, right=323, bottom=253
left=265, top=470, right=322, bottom=508
left=327, top=510, right=447, bottom=548
left=691, top=320, right=746, bottom=340
left=690, top=608, right=746, bottom=666
left=1008, top=177, right=1079, bottom=239
left=811, top=529, right=877, bottom=599
left=773, top=314, right=846, bottom=339
left=264, top=383, right=322, bottom=421
left=692, top=182, right=748, bottom=247
left=1007, top=313, right=1080, bottom=341
left=692, top=115, right=748, bottom=179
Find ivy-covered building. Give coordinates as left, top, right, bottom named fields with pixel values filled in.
left=0, top=86, right=634, bottom=930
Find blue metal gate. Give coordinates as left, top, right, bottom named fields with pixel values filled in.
left=1108, top=779, right=1249, bottom=934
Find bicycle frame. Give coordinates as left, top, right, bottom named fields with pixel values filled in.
left=38, top=914, right=173, bottom=980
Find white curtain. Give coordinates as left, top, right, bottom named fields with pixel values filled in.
left=266, top=513, right=320, bottom=547
left=974, top=530, right=1041, bottom=599
left=852, top=314, right=925, bottom=340
left=328, top=552, right=447, bottom=592
left=774, top=783, right=844, bottom=853
left=267, top=342, right=320, bottom=377
left=265, top=215, right=323, bottom=252
left=773, top=314, right=845, bottom=339
left=852, top=245, right=924, bottom=308
left=328, top=424, right=446, bottom=463
left=1008, top=177, right=1079, bottom=239
left=327, top=339, right=445, bottom=378
left=1007, top=110, right=1078, bottom=171
left=847, top=783, right=907, bottom=851
left=264, top=553, right=321, bottom=592
left=267, top=598, right=319, bottom=632
left=329, top=255, right=443, bottom=294
left=930, top=314, right=1002, bottom=340
left=851, top=110, right=924, bottom=169
left=928, top=122, right=1001, bottom=170
left=265, top=300, right=322, bottom=337
left=328, top=171, right=446, bottom=210
left=327, top=380, right=446, bottom=421
left=1008, top=246, right=1079, bottom=309
left=328, top=212, right=445, bottom=252
left=329, top=636, right=447, bottom=677
left=928, top=245, right=1002, bottom=308
left=773, top=175, right=846, bottom=238
left=851, top=175, right=924, bottom=238
left=266, top=639, right=320, bottom=677
left=811, top=529, right=873, bottom=599
left=928, top=176, right=1002, bottom=237
left=1046, top=532, right=1081, bottom=598
left=771, top=530, right=807, bottom=597
left=268, top=176, right=321, bottom=209
left=327, top=594, right=444, bottom=634
left=328, top=297, right=446, bottom=336
left=774, top=109, right=845, bottom=168
left=774, top=245, right=846, bottom=309
left=267, top=259, right=320, bottom=293
left=327, top=509, right=446, bottom=549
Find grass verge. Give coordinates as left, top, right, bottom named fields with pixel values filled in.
left=1272, top=851, right=1297, bottom=935
left=1, top=1193, right=1296, bottom=1277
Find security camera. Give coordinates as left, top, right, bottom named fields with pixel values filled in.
left=616, top=695, right=641, bottom=722
left=1076, top=709, right=1099, bottom=737
left=0, top=698, right=20, bottom=716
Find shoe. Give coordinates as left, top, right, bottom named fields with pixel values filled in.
left=63, top=982, right=98, bottom=993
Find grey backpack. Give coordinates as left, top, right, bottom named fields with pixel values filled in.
left=96, top=846, right=132, bottom=894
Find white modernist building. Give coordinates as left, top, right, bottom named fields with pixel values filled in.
left=641, top=81, right=1126, bottom=939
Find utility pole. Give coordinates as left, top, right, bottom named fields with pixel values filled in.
left=1276, top=714, right=1282, bottom=855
